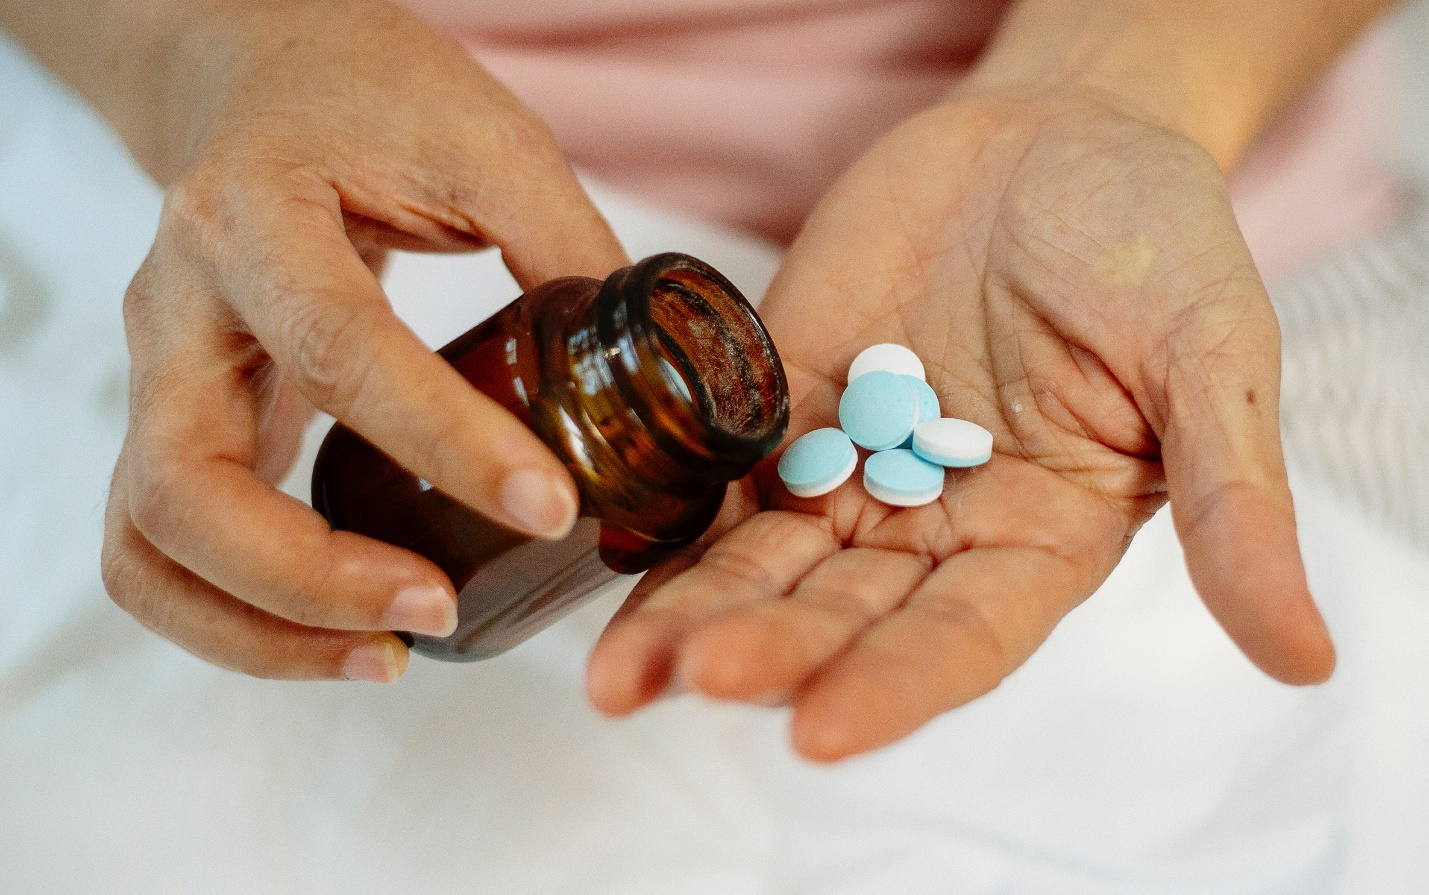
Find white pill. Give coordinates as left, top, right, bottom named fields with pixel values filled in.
left=912, top=418, right=993, bottom=468
left=847, top=343, right=925, bottom=384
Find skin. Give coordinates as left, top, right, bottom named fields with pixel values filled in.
left=3, top=0, right=627, bottom=681
left=587, top=94, right=1335, bottom=760
left=0, top=0, right=1395, bottom=743
left=584, top=0, right=1396, bottom=759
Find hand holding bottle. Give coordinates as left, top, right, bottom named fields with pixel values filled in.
left=20, top=0, right=630, bottom=681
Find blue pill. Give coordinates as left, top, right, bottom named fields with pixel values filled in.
left=777, top=428, right=858, bottom=498
left=909, top=377, right=940, bottom=423
left=898, top=375, right=941, bottom=448
left=838, top=371, right=920, bottom=451
left=863, top=448, right=946, bottom=507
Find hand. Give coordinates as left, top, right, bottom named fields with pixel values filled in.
left=100, top=0, right=627, bottom=681
left=586, top=92, right=1335, bottom=760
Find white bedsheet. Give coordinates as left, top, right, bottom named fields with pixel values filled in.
left=1, top=30, right=1427, bottom=895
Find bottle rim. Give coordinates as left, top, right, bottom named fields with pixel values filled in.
left=596, top=253, right=790, bottom=480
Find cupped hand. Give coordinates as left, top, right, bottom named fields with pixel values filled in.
left=587, top=93, right=1335, bottom=760
left=101, top=0, right=627, bottom=681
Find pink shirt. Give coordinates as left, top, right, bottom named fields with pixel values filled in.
left=402, top=0, right=1400, bottom=282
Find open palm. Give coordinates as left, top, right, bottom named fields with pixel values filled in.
left=587, top=94, right=1335, bottom=761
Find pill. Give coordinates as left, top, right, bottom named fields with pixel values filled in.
left=912, top=418, right=994, bottom=468
left=658, top=355, right=695, bottom=403
left=777, top=428, right=858, bottom=498
left=847, top=343, right=925, bottom=384
left=910, top=378, right=940, bottom=423
left=896, top=375, right=941, bottom=448
left=863, top=448, right=946, bottom=507
left=838, top=371, right=920, bottom=451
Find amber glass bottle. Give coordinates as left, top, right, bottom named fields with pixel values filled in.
left=311, top=253, right=789, bottom=661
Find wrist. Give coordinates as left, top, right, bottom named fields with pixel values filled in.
left=2, top=0, right=337, bottom=184
left=957, top=0, right=1389, bottom=170
left=956, top=5, right=1259, bottom=168
left=114, top=0, right=439, bottom=184
left=0, top=0, right=212, bottom=181
left=98, top=0, right=250, bottom=185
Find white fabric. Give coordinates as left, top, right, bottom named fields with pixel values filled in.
left=1, top=30, right=1427, bottom=895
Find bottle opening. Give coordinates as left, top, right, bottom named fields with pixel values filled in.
left=604, top=253, right=790, bottom=478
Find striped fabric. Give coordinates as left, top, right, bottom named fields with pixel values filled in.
left=1275, top=208, right=1429, bottom=551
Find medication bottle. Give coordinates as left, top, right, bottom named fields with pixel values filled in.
left=311, top=253, right=789, bottom=661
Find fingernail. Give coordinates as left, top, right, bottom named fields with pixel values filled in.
left=383, top=584, right=457, bottom=637
left=501, top=468, right=577, bottom=539
left=342, top=640, right=402, bottom=683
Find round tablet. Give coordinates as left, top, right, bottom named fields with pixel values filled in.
left=838, top=371, right=920, bottom=451
left=777, top=428, right=858, bottom=498
left=863, top=449, right=945, bottom=507
left=897, top=376, right=941, bottom=448
left=847, top=343, right=925, bottom=384
left=912, top=418, right=994, bottom=468
left=910, top=377, right=940, bottom=423
left=658, top=355, right=694, bottom=404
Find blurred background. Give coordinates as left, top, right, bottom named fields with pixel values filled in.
left=0, top=3, right=1426, bottom=894
left=1398, top=0, right=1429, bottom=180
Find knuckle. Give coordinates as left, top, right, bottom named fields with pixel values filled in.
left=159, top=153, right=302, bottom=270
left=278, top=298, right=378, bottom=416
left=809, top=589, right=881, bottom=628
left=125, top=462, right=191, bottom=548
left=98, top=524, right=175, bottom=639
left=431, top=112, right=570, bottom=219
left=120, top=261, right=159, bottom=334
left=99, top=538, right=140, bottom=613
left=159, top=172, right=231, bottom=251
left=699, top=548, right=780, bottom=596
left=943, top=598, right=1013, bottom=673
left=489, top=105, right=563, bottom=162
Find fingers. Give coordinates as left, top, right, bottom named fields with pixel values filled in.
left=117, top=258, right=468, bottom=675
left=103, top=453, right=412, bottom=682
left=336, top=109, right=627, bottom=289
left=790, top=546, right=1081, bottom=762
left=586, top=511, right=841, bottom=715
left=160, top=173, right=580, bottom=540
left=287, top=1, right=629, bottom=289
left=586, top=454, right=1118, bottom=760
left=456, top=127, right=629, bottom=289
left=1157, top=303, right=1335, bottom=686
left=604, top=534, right=1085, bottom=762
left=127, top=449, right=460, bottom=639
left=675, top=549, right=931, bottom=703
left=103, top=3, right=633, bottom=683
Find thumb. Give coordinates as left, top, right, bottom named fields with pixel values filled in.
left=1157, top=296, right=1336, bottom=685
left=450, top=116, right=628, bottom=289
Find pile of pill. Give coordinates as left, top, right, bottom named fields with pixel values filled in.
left=776, top=344, right=993, bottom=508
